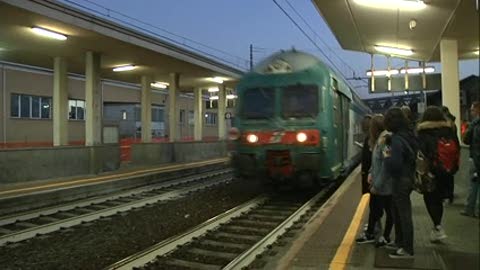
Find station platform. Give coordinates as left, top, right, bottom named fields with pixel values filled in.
left=268, top=149, right=479, bottom=270
left=0, top=157, right=229, bottom=216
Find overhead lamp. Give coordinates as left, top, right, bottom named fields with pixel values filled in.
left=209, top=96, right=219, bottom=100
left=31, top=27, right=67, bottom=40
left=374, top=45, right=414, bottom=56
left=353, top=0, right=426, bottom=11
left=208, top=87, right=219, bottom=93
left=400, top=66, right=435, bottom=74
left=475, top=50, right=479, bottom=55
left=206, top=77, right=224, bottom=84
left=113, top=65, right=136, bottom=72
left=366, top=69, right=399, bottom=76
left=226, top=94, right=237, bottom=99
left=150, top=82, right=169, bottom=89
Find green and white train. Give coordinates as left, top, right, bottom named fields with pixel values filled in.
left=230, top=50, right=371, bottom=183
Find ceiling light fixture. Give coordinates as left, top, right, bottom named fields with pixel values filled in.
left=354, top=0, right=427, bottom=11
left=209, top=96, right=219, bottom=100
left=113, top=65, right=136, bottom=72
left=226, top=94, right=237, bottom=99
left=475, top=50, right=479, bottom=55
left=366, top=70, right=399, bottom=76
left=374, top=45, right=414, bottom=56
left=150, top=82, right=169, bottom=89
left=208, top=87, right=219, bottom=93
left=31, top=27, right=67, bottom=40
left=206, top=77, right=224, bottom=84
left=400, top=66, right=435, bottom=74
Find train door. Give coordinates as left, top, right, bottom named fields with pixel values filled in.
left=340, top=96, right=350, bottom=162
left=333, top=91, right=343, bottom=168
left=332, top=78, right=350, bottom=169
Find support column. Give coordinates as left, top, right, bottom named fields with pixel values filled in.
left=53, top=57, right=68, bottom=146
left=217, top=84, right=226, bottom=140
left=194, top=88, right=203, bottom=141
left=85, top=51, right=102, bottom=146
left=168, top=73, right=179, bottom=142
left=141, top=76, right=152, bottom=143
left=440, top=39, right=461, bottom=138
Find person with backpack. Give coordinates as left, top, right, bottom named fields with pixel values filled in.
left=384, top=107, right=418, bottom=259
left=416, top=106, right=460, bottom=242
left=441, top=106, right=460, bottom=204
left=356, top=114, right=394, bottom=246
left=461, top=101, right=480, bottom=217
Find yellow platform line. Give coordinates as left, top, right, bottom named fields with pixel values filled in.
left=0, top=158, right=228, bottom=197
left=329, top=193, right=370, bottom=270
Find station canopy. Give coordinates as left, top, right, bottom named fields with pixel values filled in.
left=311, top=0, right=479, bottom=62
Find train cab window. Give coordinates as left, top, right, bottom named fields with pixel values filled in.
left=241, top=88, right=275, bottom=119
left=281, top=85, right=318, bottom=118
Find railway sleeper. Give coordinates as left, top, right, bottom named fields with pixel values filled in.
left=187, top=247, right=238, bottom=260
left=171, top=250, right=231, bottom=266
left=252, top=209, right=294, bottom=215
left=232, top=218, right=278, bottom=228
left=54, top=212, right=78, bottom=218
left=162, top=258, right=220, bottom=270
left=15, top=221, right=38, bottom=229
left=37, top=216, right=60, bottom=223
left=212, top=232, right=262, bottom=243
left=220, top=225, right=270, bottom=235
left=0, top=227, right=13, bottom=235
left=262, top=205, right=299, bottom=211
left=195, top=239, right=250, bottom=251
left=247, top=213, right=286, bottom=222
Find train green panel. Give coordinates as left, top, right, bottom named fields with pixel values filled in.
left=231, top=50, right=370, bottom=182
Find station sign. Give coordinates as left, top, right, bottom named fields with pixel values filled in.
left=368, top=73, right=441, bottom=93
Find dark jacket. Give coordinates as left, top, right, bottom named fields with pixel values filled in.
left=384, top=130, right=418, bottom=181
left=464, top=117, right=480, bottom=172
left=417, top=121, right=460, bottom=175
left=361, top=136, right=372, bottom=194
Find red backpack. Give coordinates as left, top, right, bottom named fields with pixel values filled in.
left=433, top=138, right=459, bottom=174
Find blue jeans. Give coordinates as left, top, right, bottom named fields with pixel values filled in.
left=464, top=158, right=479, bottom=215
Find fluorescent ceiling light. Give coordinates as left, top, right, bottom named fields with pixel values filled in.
left=208, top=87, right=219, bottom=93
left=366, top=69, right=399, bottom=76
left=206, top=77, right=224, bottom=84
left=150, top=82, right=169, bottom=89
left=209, top=96, right=219, bottom=100
left=113, top=65, right=136, bottom=72
left=475, top=50, right=479, bottom=55
left=31, top=27, right=67, bottom=40
left=400, top=67, right=435, bottom=74
left=226, top=94, right=237, bottom=99
left=374, top=45, right=414, bottom=56
left=354, top=0, right=426, bottom=11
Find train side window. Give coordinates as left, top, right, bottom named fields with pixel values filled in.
left=332, top=77, right=339, bottom=91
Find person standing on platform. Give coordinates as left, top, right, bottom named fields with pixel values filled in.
left=361, top=115, right=373, bottom=195
left=441, top=106, right=460, bottom=204
left=461, top=101, right=480, bottom=217
left=383, top=107, right=417, bottom=259
left=356, top=114, right=394, bottom=246
left=417, top=106, right=459, bottom=242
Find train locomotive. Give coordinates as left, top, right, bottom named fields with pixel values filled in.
left=230, top=50, right=370, bottom=183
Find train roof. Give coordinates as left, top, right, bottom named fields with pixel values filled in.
left=253, top=50, right=322, bottom=75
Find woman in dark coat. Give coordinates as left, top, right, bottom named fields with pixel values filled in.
left=361, top=115, right=373, bottom=194
left=417, top=106, right=459, bottom=242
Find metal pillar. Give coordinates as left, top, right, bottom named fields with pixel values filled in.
left=141, top=75, right=152, bottom=143
left=217, top=84, right=226, bottom=140
left=85, top=51, right=102, bottom=146
left=53, top=57, right=68, bottom=146
left=194, top=88, right=203, bottom=141
left=168, top=73, right=179, bottom=142
left=440, top=39, right=461, bottom=138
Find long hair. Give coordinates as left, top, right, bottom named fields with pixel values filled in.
left=369, top=114, right=385, bottom=148
left=384, top=107, right=409, bottom=133
left=420, top=106, right=446, bottom=122
left=361, top=114, right=372, bottom=133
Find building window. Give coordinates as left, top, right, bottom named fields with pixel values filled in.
left=205, top=112, right=217, bottom=126
left=122, top=110, right=127, bottom=120
left=11, top=94, right=52, bottom=119
left=206, top=100, right=218, bottom=109
left=179, top=109, right=185, bottom=125
left=188, top=110, right=194, bottom=125
left=69, top=99, right=85, bottom=120
left=152, top=106, right=164, bottom=122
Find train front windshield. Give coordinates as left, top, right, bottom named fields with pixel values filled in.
left=282, top=85, right=318, bottom=118
left=242, top=88, right=275, bottom=119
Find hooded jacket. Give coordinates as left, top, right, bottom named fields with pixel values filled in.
left=384, top=129, right=418, bottom=181
left=370, top=130, right=393, bottom=195
left=417, top=120, right=459, bottom=175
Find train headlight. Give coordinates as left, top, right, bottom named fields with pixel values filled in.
left=246, top=134, right=259, bottom=143
left=296, top=132, right=307, bottom=143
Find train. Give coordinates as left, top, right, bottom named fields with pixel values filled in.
left=229, top=50, right=371, bottom=184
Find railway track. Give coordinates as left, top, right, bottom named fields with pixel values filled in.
left=0, top=168, right=233, bottom=246
left=106, top=183, right=336, bottom=270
